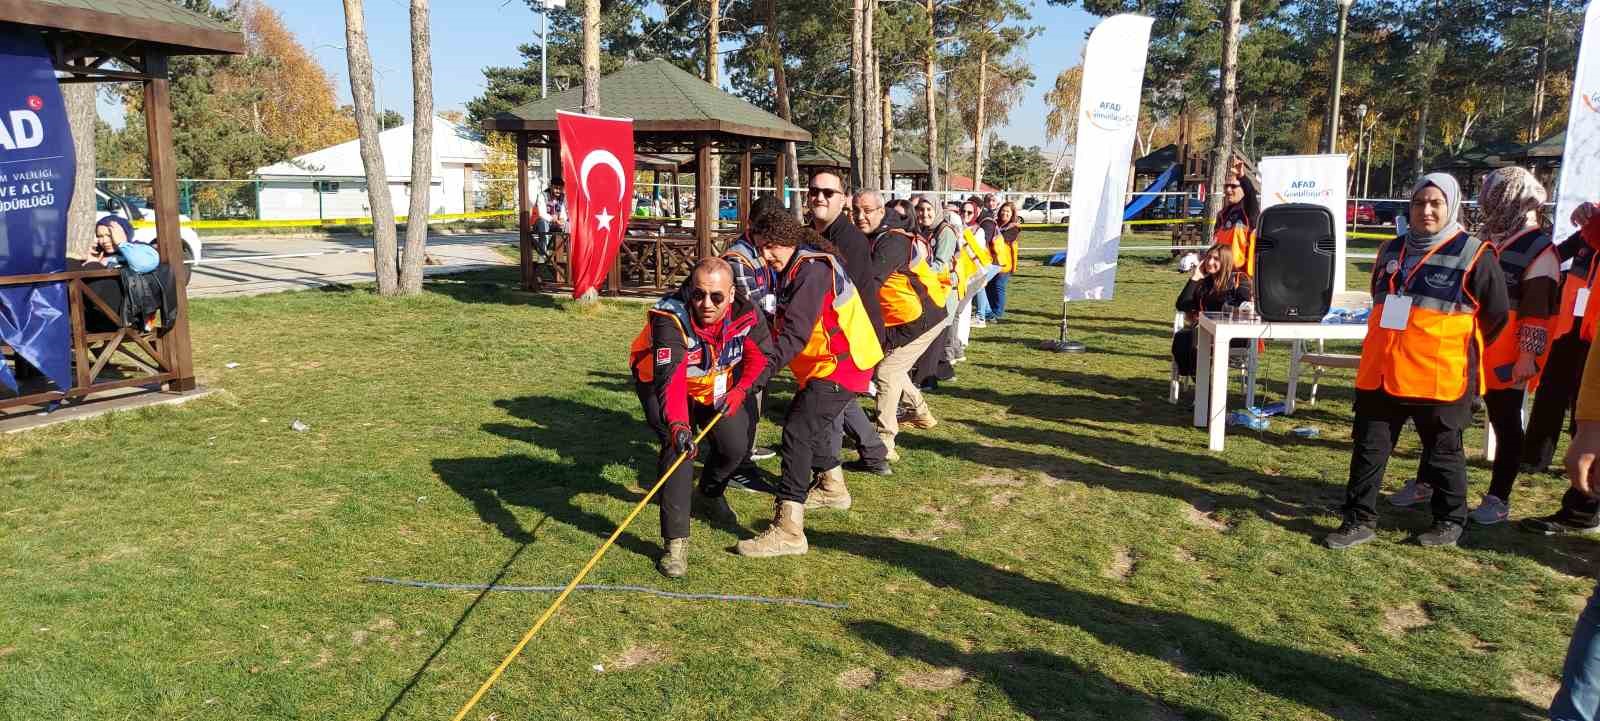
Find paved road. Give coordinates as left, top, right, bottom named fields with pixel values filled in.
left=187, top=231, right=516, bottom=298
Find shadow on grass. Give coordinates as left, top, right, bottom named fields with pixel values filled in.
left=851, top=620, right=1224, bottom=721
left=819, top=532, right=1541, bottom=720
left=431, top=395, right=661, bottom=558
left=423, top=267, right=561, bottom=309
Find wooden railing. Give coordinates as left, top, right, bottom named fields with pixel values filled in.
left=0, top=269, right=177, bottom=411
left=533, top=223, right=740, bottom=294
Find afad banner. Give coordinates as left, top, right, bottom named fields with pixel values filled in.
left=1259, top=154, right=1349, bottom=292
left=1554, top=1, right=1600, bottom=244
left=557, top=110, right=635, bottom=298
left=0, top=28, right=75, bottom=393
left=1062, top=14, right=1153, bottom=301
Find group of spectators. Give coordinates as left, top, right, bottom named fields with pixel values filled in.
left=626, top=171, right=1022, bottom=578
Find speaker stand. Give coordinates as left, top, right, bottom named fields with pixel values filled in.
left=1039, top=300, right=1087, bottom=353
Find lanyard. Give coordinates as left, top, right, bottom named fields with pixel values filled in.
left=1388, top=234, right=1454, bottom=296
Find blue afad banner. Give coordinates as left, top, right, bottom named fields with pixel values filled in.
left=0, top=27, right=75, bottom=394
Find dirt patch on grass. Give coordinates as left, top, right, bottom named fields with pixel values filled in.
left=1184, top=498, right=1231, bottom=531
left=837, top=667, right=878, bottom=689
left=895, top=666, right=966, bottom=691
left=968, top=474, right=1025, bottom=487
left=1105, top=548, right=1139, bottom=581
left=1513, top=671, right=1560, bottom=707
left=349, top=630, right=369, bottom=646
left=1381, top=602, right=1432, bottom=634
left=892, top=504, right=964, bottom=542
left=309, top=648, right=332, bottom=669
left=1173, top=547, right=1197, bottom=563
left=607, top=643, right=668, bottom=671
left=0, top=646, right=15, bottom=658
left=989, top=490, right=1022, bottom=508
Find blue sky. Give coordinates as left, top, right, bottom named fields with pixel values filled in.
left=189, top=0, right=1096, bottom=152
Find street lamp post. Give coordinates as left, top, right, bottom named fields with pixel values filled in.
left=1353, top=103, right=1368, bottom=198
left=1326, top=0, right=1355, bottom=153
left=535, top=0, right=566, bottom=185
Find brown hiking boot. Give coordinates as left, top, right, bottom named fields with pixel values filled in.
left=692, top=490, right=740, bottom=526
left=806, top=467, right=852, bottom=510
left=902, top=412, right=938, bottom=430
left=736, top=500, right=808, bottom=557
left=657, top=537, right=688, bottom=578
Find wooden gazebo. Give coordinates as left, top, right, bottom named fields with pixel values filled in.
left=483, top=58, right=811, bottom=293
left=0, top=0, right=243, bottom=418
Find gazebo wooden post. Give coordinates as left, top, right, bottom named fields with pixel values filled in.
left=142, top=52, right=195, bottom=391
left=671, top=166, right=682, bottom=220
left=775, top=149, right=789, bottom=208
left=695, top=136, right=714, bottom=259
left=738, top=148, right=752, bottom=227
left=516, top=132, right=534, bottom=290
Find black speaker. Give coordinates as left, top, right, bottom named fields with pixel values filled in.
left=1254, top=203, right=1336, bottom=322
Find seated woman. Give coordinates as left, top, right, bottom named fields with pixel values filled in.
left=1172, top=243, right=1253, bottom=377
left=70, top=216, right=172, bottom=333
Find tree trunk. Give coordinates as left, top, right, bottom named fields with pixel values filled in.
left=399, top=0, right=433, bottom=294
left=923, top=0, right=940, bottom=192
left=343, top=0, right=399, bottom=295
left=1203, top=0, right=1241, bottom=236
left=881, top=88, right=894, bottom=191
left=1412, top=102, right=1429, bottom=182
left=1531, top=0, right=1553, bottom=138
left=971, top=45, right=989, bottom=193
left=63, top=83, right=97, bottom=260
left=862, top=0, right=882, bottom=189
left=766, top=0, right=801, bottom=211
left=850, top=0, right=865, bottom=188
left=583, top=0, right=600, bottom=113
left=1046, top=146, right=1069, bottom=193
left=704, top=0, right=721, bottom=214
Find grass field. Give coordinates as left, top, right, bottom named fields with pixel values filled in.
left=1, top=227, right=1591, bottom=720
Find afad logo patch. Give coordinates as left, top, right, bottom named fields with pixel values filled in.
left=1584, top=92, right=1600, bottom=114
left=656, top=347, right=672, bottom=365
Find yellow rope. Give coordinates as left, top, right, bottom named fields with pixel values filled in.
left=449, top=412, right=725, bottom=721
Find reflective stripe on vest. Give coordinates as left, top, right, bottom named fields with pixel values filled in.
left=953, top=228, right=992, bottom=300
left=780, top=250, right=885, bottom=386
left=1556, top=245, right=1600, bottom=341
left=1355, top=232, right=1488, bottom=401
left=628, top=296, right=751, bottom=405
left=1493, top=228, right=1554, bottom=314
left=878, top=230, right=945, bottom=327
left=1484, top=229, right=1556, bottom=389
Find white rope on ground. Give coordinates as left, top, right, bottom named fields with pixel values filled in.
left=362, top=576, right=848, bottom=610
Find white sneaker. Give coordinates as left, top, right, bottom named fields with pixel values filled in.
left=972, top=317, right=988, bottom=328
left=1469, top=494, right=1510, bottom=525
left=1387, top=480, right=1432, bottom=507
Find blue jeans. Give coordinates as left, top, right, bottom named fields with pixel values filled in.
left=1553, top=580, right=1600, bottom=721
left=985, top=273, right=1011, bottom=320
left=972, top=278, right=993, bottom=321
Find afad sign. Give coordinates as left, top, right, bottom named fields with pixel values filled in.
left=1584, top=90, right=1600, bottom=114
left=0, top=94, right=44, bottom=151
left=1273, top=179, right=1336, bottom=203
left=1084, top=100, right=1136, bottom=132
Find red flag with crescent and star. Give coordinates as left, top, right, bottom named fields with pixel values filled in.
left=558, top=110, right=636, bottom=298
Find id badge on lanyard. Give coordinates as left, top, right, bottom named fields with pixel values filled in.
left=1382, top=241, right=1446, bottom=332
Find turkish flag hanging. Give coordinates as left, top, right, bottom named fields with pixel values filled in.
left=558, top=110, right=636, bottom=298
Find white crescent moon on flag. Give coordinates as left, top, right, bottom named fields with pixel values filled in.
left=579, top=149, right=627, bottom=203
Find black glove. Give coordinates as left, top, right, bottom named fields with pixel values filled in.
left=670, top=422, right=696, bottom=461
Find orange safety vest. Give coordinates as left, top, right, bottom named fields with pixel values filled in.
left=878, top=230, right=948, bottom=327
left=778, top=250, right=884, bottom=387
left=991, top=225, right=1020, bottom=273
left=1557, top=244, right=1600, bottom=343
left=954, top=226, right=993, bottom=300
left=1483, top=228, right=1556, bottom=391
left=627, top=296, right=756, bottom=406
left=1356, top=232, right=1489, bottom=402
left=1214, top=208, right=1255, bottom=277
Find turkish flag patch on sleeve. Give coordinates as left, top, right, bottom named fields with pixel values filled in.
left=656, top=347, right=672, bottom=365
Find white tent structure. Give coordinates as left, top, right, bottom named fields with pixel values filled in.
left=252, top=116, right=488, bottom=222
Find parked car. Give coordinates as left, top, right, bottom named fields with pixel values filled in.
left=1371, top=200, right=1406, bottom=225
left=1019, top=199, right=1070, bottom=224
left=1346, top=201, right=1376, bottom=225
left=95, top=187, right=202, bottom=262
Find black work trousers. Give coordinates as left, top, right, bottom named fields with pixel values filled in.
left=1485, top=388, right=1528, bottom=501
left=1525, top=332, right=1590, bottom=471
left=1344, top=390, right=1473, bottom=526
left=637, top=382, right=752, bottom=540
left=780, top=379, right=856, bottom=504
left=825, top=396, right=888, bottom=469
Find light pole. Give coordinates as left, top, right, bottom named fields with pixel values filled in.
left=534, top=0, right=566, bottom=184
left=1325, top=0, right=1355, bottom=153
left=1353, top=103, right=1367, bottom=197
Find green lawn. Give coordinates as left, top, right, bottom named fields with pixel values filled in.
left=0, top=228, right=1589, bottom=720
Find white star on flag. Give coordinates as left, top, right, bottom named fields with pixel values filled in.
left=595, top=207, right=614, bottom=232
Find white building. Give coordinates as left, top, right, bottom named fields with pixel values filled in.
left=252, top=116, right=489, bottom=222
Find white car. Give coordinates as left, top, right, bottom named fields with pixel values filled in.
left=1019, top=199, right=1070, bottom=224
left=95, top=187, right=202, bottom=262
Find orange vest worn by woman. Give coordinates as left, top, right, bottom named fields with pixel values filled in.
left=1356, top=232, right=1493, bottom=402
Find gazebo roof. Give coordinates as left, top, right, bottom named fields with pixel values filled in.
left=892, top=151, right=929, bottom=175
left=1518, top=130, right=1564, bottom=159
left=486, top=58, right=811, bottom=143
left=0, top=0, right=245, bottom=55
left=1435, top=140, right=1524, bottom=170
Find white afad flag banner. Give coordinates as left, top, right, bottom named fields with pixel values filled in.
left=1061, top=14, right=1154, bottom=301
left=1259, top=154, right=1349, bottom=292
left=1554, top=1, right=1600, bottom=243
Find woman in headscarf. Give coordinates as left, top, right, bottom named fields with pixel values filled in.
left=982, top=201, right=1022, bottom=322
left=1325, top=173, right=1510, bottom=551
left=1212, top=160, right=1260, bottom=277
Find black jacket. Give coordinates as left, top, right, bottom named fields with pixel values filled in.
left=820, top=214, right=885, bottom=340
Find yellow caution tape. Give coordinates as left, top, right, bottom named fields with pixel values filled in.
left=130, top=209, right=515, bottom=230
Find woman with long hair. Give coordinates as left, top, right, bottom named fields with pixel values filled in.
left=983, top=202, right=1022, bottom=322
left=1171, top=243, right=1252, bottom=377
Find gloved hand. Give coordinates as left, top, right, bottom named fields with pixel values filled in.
left=670, top=422, right=696, bottom=461
left=718, top=387, right=748, bottom=418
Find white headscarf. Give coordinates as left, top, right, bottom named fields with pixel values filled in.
left=1406, top=172, right=1464, bottom=250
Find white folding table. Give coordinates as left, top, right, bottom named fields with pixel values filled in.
left=1193, top=313, right=1368, bottom=452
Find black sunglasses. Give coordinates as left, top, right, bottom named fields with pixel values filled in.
left=690, top=289, right=727, bottom=305
left=807, top=187, right=842, bottom=199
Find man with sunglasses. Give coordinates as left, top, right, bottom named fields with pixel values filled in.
left=807, top=172, right=894, bottom=475
left=628, top=259, right=776, bottom=578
